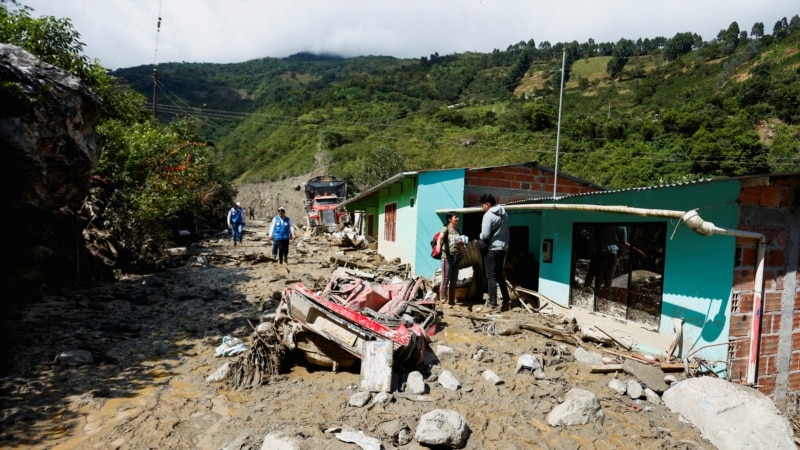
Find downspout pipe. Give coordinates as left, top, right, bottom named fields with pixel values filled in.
left=439, top=204, right=766, bottom=384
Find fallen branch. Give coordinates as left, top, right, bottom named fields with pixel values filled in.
left=224, top=323, right=286, bottom=390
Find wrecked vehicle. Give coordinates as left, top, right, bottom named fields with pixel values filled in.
left=274, top=268, right=437, bottom=372
left=304, top=175, right=349, bottom=233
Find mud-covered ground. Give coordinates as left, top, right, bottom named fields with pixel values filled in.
left=0, top=181, right=723, bottom=450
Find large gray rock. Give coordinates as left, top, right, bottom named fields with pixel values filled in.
left=415, top=409, right=470, bottom=448
left=622, top=359, right=669, bottom=393
left=662, top=376, right=794, bottom=450
left=1, top=44, right=101, bottom=291
left=546, top=388, right=604, bottom=426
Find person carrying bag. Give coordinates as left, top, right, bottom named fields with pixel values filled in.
left=435, top=211, right=465, bottom=305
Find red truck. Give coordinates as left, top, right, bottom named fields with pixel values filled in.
left=304, top=175, right=349, bottom=233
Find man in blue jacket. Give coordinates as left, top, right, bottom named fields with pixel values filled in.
left=269, top=206, right=295, bottom=264
left=227, top=202, right=245, bottom=246
left=479, top=194, right=511, bottom=311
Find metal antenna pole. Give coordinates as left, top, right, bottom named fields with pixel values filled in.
left=152, top=3, right=162, bottom=120
left=152, top=68, right=158, bottom=119
left=553, top=49, right=566, bottom=199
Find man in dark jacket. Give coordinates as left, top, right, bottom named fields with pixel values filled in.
left=479, top=193, right=511, bottom=311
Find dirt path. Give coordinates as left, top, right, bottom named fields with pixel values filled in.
left=0, top=182, right=717, bottom=450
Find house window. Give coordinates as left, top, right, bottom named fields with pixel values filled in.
left=384, top=203, right=397, bottom=241
left=569, top=222, right=666, bottom=330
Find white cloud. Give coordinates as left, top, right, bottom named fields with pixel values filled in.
left=18, top=0, right=799, bottom=69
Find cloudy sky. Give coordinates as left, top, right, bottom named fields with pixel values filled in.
left=19, top=0, right=799, bottom=70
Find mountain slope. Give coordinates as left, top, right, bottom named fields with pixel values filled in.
left=112, top=25, right=800, bottom=193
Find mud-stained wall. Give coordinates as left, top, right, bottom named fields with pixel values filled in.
left=729, top=174, right=800, bottom=413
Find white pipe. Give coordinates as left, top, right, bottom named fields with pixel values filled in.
left=439, top=203, right=766, bottom=383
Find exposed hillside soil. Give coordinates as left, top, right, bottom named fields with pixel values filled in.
left=0, top=179, right=722, bottom=450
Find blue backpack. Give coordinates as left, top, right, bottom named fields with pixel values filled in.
left=231, top=208, right=243, bottom=225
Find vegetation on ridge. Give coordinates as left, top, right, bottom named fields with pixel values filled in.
left=111, top=14, right=800, bottom=193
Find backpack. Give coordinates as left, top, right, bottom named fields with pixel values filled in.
left=431, top=231, right=448, bottom=259
left=231, top=208, right=243, bottom=226
left=430, top=231, right=445, bottom=259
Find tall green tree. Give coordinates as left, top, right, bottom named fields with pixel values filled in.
left=750, top=22, right=764, bottom=38
left=664, top=32, right=697, bottom=61
left=1, top=1, right=235, bottom=272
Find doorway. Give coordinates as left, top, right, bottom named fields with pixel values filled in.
left=569, top=222, right=666, bottom=329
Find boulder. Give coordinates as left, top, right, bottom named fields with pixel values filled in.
left=663, top=376, right=794, bottom=450
left=1, top=44, right=101, bottom=293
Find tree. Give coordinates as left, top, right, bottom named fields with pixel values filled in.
left=1, top=1, right=235, bottom=272
left=663, top=32, right=696, bottom=61
left=0, top=3, right=92, bottom=80
left=717, top=21, right=740, bottom=55
left=751, top=22, right=765, bottom=38
left=607, top=38, right=635, bottom=78
left=606, top=56, right=627, bottom=78
left=773, top=17, right=789, bottom=38
left=613, top=38, right=636, bottom=58
left=689, top=119, right=769, bottom=177
left=354, top=147, right=405, bottom=192
left=790, top=15, right=800, bottom=32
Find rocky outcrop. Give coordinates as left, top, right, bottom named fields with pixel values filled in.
left=0, top=44, right=101, bottom=297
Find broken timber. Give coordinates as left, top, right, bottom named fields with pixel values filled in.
left=447, top=312, right=582, bottom=347
left=329, top=256, right=373, bottom=271
left=590, top=362, right=697, bottom=373
left=593, top=325, right=632, bottom=351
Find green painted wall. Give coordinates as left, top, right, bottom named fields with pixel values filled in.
left=375, top=178, right=418, bottom=265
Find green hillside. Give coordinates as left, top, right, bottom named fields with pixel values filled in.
left=112, top=19, right=800, bottom=194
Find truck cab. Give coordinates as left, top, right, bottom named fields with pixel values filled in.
left=304, top=177, right=348, bottom=233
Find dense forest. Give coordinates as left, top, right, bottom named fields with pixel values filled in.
left=113, top=14, right=800, bottom=193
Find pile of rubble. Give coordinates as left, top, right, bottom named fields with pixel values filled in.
left=200, top=228, right=797, bottom=449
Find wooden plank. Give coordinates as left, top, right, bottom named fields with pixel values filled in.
left=590, top=364, right=623, bottom=373
left=594, top=325, right=632, bottom=351
left=591, top=362, right=694, bottom=373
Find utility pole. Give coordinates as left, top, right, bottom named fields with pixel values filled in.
left=152, top=6, right=162, bottom=120
left=152, top=67, right=158, bottom=119
left=553, top=49, right=566, bottom=199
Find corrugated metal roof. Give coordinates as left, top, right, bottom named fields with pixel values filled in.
left=505, top=177, right=725, bottom=205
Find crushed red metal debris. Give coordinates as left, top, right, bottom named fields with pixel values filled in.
left=274, top=267, right=438, bottom=372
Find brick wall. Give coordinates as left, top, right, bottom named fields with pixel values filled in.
left=729, top=177, right=800, bottom=409
left=464, top=165, right=599, bottom=206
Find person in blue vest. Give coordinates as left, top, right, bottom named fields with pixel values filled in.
left=227, top=201, right=245, bottom=246
left=269, top=206, right=295, bottom=263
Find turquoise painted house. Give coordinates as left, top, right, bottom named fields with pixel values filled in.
left=443, top=173, right=800, bottom=411
left=346, top=167, right=800, bottom=410
left=340, top=162, right=601, bottom=280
